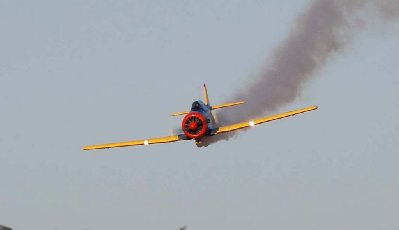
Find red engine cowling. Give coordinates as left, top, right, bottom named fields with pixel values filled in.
left=182, top=112, right=208, bottom=140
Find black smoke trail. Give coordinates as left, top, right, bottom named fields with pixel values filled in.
left=199, top=0, right=399, bottom=147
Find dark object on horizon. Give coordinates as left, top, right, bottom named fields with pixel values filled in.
left=0, top=225, right=12, bottom=230
left=179, top=226, right=186, bottom=230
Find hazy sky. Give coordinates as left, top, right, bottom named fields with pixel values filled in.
left=1, top=1, right=399, bottom=230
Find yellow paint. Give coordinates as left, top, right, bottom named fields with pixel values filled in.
left=83, top=135, right=181, bottom=150
left=170, top=111, right=190, bottom=116
left=84, top=105, right=318, bottom=150
left=215, top=106, right=318, bottom=134
left=203, top=84, right=209, bottom=106
left=170, top=101, right=245, bottom=116
left=211, top=101, right=245, bottom=110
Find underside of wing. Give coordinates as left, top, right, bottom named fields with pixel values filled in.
left=83, top=135, right=182, bottom=150
left=215, top=106, right=318, bottom=135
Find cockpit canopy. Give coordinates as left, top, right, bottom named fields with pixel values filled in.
left=191, top=101, right=202, bottom=111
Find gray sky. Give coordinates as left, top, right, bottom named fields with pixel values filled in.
left=1, top=1, right=399, bottom=230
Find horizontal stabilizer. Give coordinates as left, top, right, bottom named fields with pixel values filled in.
left=170, top=111, right=190, bottom=116
left=211, top=101, right=245, bottom=110
left=170, top=101, right=245, bottom=116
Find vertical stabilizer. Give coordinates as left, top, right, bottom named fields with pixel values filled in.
left=203, top=83, right=210, bottom=106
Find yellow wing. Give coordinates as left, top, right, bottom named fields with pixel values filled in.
left=83, top=135, right=181, bottom=150
left=215, top=106, right=318, bottom=134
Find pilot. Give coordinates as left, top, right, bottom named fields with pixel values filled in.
left=191, top=101, right=201, bottom=111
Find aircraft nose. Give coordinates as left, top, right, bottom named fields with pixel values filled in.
left=189, top=121, right=198, bottom=130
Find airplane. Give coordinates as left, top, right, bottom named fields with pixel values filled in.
left=83, top=84, right=317, bottom=150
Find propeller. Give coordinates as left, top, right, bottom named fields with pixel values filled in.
left=182, top=112, right=208, bottom=139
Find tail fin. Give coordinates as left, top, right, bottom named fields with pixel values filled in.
left=203, top=83, right=209, bottom=106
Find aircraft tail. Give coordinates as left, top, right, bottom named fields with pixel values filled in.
left=211, top=101, right=245, bottom=111
left=203, top=83, right=209, bottom=106
left=204, top=83, right=245, bottom=111
left=170, top=84, right=245, bottom=116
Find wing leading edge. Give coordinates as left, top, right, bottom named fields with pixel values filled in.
left=83, top=135, right=182, bottom=150
left=83, top=106, right=317, bottom=150
left=215, top=106, right=318, bottom=134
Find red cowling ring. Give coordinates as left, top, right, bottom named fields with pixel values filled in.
left=182, top=112, right=208, bottom=140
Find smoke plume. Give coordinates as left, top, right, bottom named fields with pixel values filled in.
left=199, top=0, right=399, bottom=147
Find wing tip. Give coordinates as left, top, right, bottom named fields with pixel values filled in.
left=83, top=146, right=96, bottom=151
